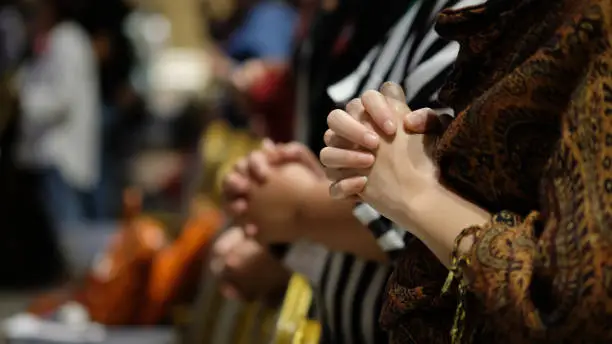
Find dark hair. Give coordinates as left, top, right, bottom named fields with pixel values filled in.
left=80, top=0, right=135, bottom=102
left=43, top=0, right=80, bottom=22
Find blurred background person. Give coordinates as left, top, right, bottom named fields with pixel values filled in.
left=206, top=0, right=299, bottom=140
left=82, top=0, right=144, bottom=220
left=14, top=0, right=100, bottom=226
left=0, top=0, right=67, bottom=290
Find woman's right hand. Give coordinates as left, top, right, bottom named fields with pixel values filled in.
left=321, top=82, right=451, bottom=200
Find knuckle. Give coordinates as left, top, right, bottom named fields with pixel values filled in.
left=423, top=107, right=436, bottom=114
left=236, top=158, right=248, bottom=169
left=361, top=89, right=381, bottom=102
left=361, top=89, right=378, bottom=98
left=344, top=181, right=360, bottom=195
left=327, top=109, right=346, bottom=126
left=325, top=167, right=339, bottom=181
left=323, top=129, right=334, bottom=143
left=222, top=174, right=236, bottom=191
left=250, top=150, right=263, bottom=159
left=319, top=147, right=332, bottom=164
left=346, top=98, right=363, bottom=113
left=336, top=181, right=351, bottom=196
left=347, top=152, right=361, bottom=165
left=287, top=142, right=304, bottom=154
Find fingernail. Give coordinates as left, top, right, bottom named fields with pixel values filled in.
left=380, top=82, right=404, bottom=101
left=405, top=114, right=418, bottom=126
left=358, top=153, right=375, bottom=165
left=405, top=112, right=425, bottom=129
left=353, top=176, right=368, bottom=195
left=329, top=183, right=342, bottom=199
left=363, top=132, right=379, bottom=148
left=358, top=176, right=368, bottom=187
left=383, top=120, right=396, bottom=134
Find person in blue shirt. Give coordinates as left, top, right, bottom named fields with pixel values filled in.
left=225, top=0, right=298, bottom=62
left=212, top=0, right=298, bottom=132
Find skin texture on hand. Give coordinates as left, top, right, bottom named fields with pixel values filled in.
left=320, top=83, right=490, bottom=267
left=210, top=227, right=290, bottom=303
left=221, top=140, right=322, bottom=219
left=242, top=162, right=321, bottom=243
left=321, top=82, right=452, bottom=201
left=221, top=140, right=387, bottom=261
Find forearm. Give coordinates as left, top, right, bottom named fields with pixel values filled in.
left=397, top=185, right=491, bottom=268
left=295, top=180, right=387, bottom=262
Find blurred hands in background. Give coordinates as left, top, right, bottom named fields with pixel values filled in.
left=221, top=140, right=324, bottom=244
left=209, top=227, right=290, bottom=304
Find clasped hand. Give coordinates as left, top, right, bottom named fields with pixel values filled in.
left=221, top=139, right=324, bottom=243
left=320, top=82, right=450, bottom=224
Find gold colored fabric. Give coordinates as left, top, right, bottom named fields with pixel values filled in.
left=385, top=0, right=612, bottom=343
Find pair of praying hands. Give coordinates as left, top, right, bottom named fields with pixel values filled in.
left=320, top=82, right=451, bottom=225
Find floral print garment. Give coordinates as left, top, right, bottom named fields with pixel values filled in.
left=382, top=0, right=612, bottom=343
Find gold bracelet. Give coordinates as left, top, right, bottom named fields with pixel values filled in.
left=442, top=225, right=481, bottom=344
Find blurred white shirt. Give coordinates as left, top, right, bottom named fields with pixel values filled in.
left=16, top=21, right=101, bottom=190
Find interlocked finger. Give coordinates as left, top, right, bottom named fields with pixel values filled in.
left=325, top=167, right=370, bottom=182
left=346, top=98, right=365, bottom=119
left=261, top=138, right=280, bottom=163
left=234, top=157, right=249, bottom=176
left=324, top=129, right=355, bottom=149
left=319, top=146, right=375, bottom=169
left=247, top=150, right=271, bottom=182
left=222, top=172, right=250, bottom=199
left=326, top=109, right=380, bottom=151
left=380, top=82, right=411, bottom=116
left=329, top=177, right=368, bottom=199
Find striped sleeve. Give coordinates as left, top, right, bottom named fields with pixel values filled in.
left=327, top=0, right=463, bottom=111
left=326, top=0, right=477, bottom=260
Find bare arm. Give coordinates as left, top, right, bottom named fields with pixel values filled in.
left=294, top=180, right=387, bottom=262
left=246, top=165, right=387, bottom=262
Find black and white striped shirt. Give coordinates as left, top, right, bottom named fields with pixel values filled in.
left=313, top=0, right=487, bottom=343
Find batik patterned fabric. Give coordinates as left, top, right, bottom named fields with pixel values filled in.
left=382, top=0, right=612, bottom=343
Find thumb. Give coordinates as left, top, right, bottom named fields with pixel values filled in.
left=380, top=82, right=412, bottom=121
left=403, top=108, right=447, bottom=134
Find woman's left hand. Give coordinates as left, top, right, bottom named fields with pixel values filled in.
left=320, top=83, right=444, bottom=222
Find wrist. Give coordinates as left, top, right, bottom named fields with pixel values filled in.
left=395, top=177, right=442, bottom=229
left=400, top=181, right=491, bottom=236
left=395, top=182, right=490, bottom=267
left=293, top=180, right=328, bottom=238
left=293, top=180, right=357, bottom=238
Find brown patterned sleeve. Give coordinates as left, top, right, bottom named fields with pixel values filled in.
left=455, top=43, right=612, bottom=340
